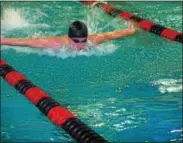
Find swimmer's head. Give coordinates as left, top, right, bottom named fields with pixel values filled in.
left=68, top=21, right=88, bottom=50
left=68, top=21, right=88, bottom=38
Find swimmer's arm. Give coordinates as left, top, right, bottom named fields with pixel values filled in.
left=1, top=37, right=33, bottom=47
left=90, top=28, right=137, bottom=45
left=1, top=37, right=64, bottom=48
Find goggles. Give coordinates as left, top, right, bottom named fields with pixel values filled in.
left=71, top=38, right=87, bottom=43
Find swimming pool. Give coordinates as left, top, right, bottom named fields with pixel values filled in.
left=1, top=1, right=182, bottom=142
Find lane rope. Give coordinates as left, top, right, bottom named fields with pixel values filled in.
left=0, top=59, right=108, bottom=143
left=80, top=0, right=183, bottom=44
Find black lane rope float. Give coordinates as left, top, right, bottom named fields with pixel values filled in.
left=0, top=59, right=108, bottom=143
left=80, top=1, right=183, bottom=44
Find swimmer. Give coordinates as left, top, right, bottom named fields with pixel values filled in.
left=1, top=21, right=137, bottom=51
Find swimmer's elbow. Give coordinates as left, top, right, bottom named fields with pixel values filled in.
left=129, top=28, right=137, bottom=35
left=117, top=28, right=137, bottom=38
left=110, top=28, right=137, bottom=39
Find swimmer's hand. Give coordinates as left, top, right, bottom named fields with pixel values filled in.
left=126, top=20, right=140, bottom=32
left=1, top=37, right=6, bottom=45
left=0, top=37, right=32, bottom=47
left=91, top=1, right=107, bottom=6
left=0, top=38, right=17, bottom=46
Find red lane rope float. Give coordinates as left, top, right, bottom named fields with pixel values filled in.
left=80, top=1, right=183, bottom=44
left=0, top=59, right=108, bottom=143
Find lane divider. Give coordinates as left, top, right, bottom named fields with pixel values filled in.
left=0, top=59, right=108, bottom=143
left=80, top=0, right=183, bottom=44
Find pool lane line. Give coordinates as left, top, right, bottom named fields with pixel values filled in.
left=0, top=59, right=108, bottom=143
left=80, top=1, right=183, bottom=44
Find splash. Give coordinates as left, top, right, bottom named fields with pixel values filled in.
left=1, top=8, right=50, bottom=33
left=84, top=5, right=127, bottom=34
left=152, top=79, right=182, bottom=94
left=1, top=5, right=121, bottom=58
left=1, top=8, right=30, bottom=30
left=1, top=42, right=118, bottom=58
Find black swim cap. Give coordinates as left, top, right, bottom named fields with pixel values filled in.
left=68, top=21, right=88, bottom=38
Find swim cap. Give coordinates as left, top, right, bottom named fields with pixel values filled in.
left=68, top=21, right=88, bottom=38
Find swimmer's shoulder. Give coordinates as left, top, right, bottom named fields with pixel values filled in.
left=51, top=35, right=71, bottom=44
left=88, top=33, right=105, bottom=45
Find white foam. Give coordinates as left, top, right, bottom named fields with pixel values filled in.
left=1, top=42, right=118, bottom=59
left=93, top=123, right=105, bottom=127
left=153, top=79, right=182, bottom=86
left=112, top=120, right=133, bottom=131
left=170, top=139, right=177, bottom=141
left=1, top=8, right=30, bottom=30
left=1, top=8, right=50, bottom=33
left=50, top=138, right=55, bottom=141
left=152, top=79, right=182, bottom=94
left=170, top=129, right=182, bottom=133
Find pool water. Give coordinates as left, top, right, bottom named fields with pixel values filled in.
left=1, top=1, right=182, bottom=142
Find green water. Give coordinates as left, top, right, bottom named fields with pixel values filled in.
left=1, top=1, right=182, bottom=142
